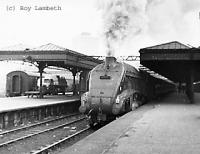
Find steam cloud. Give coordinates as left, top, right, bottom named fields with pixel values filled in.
left=97, top=0, right=200, bottom=56
left=99, top=0, right=148, bottom=56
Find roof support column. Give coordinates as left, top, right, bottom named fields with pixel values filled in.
left=186, top=66, right=194, bottom=103
left=71, top=69, right=78, bottom=96
left=38, top=62, right=46, bottom=98
left=79, top=70, right=90, bottom=95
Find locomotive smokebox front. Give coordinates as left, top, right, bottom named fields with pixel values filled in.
left=105, top=56, right=116, bottom=70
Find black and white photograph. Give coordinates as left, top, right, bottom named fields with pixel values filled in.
left=0, top=0, right=200, bottom=153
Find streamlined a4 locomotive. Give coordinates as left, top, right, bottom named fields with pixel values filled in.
left=79, top=57, right=174, bottom=126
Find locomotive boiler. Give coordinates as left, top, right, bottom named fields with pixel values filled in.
left=79, top=57, right=174, bottom=127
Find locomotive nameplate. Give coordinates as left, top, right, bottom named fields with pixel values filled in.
left=100, top=75, right=111, bottom=79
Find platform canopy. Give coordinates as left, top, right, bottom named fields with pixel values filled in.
left=0, top=43, right=102, bottom=71
left=139, top=41, right=200, bottom=83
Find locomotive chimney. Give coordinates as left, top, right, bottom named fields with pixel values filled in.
left=105, top=56, right=116, bottom=69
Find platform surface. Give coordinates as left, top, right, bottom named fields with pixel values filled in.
left=63, top=93, right=200, bottom=154
left=0, top=95, right=80, bottom=113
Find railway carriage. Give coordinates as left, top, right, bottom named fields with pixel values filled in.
left=6, top=71, right=39, bottom=97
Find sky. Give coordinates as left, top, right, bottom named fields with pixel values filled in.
left=0, top=0, right=199, bottom=57
left=0, top=0, right=104, bottom=55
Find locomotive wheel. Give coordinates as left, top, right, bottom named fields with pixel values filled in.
left=87, top=111, right=98, bottom=128
left=131, top=101, right=139, bottom=110
left=89, top=121, right=96, bottom=128
left=125, top=98, right=131, bottom=112
left=88, top=118, right=98, bottom=128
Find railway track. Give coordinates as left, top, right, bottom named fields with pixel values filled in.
left=0, top=113, right=88, bottom=154
left=0, top=113, right=81, bottom=136
left=31, top=127, right=91, bottom=154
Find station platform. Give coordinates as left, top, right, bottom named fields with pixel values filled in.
left=0, top=95, right=80, bottom=130
left=0, top=94, right=80, bottom=113
left=63, top=93, right=200, bottom=154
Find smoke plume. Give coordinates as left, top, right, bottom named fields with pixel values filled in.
left=98, top=0, right=149, bottom=56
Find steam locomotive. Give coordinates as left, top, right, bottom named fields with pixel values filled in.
left=79, top=57, right=175, bottom=127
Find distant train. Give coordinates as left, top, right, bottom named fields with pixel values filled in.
left=6, top=71, right=72, bottom=97
left=79, top=57, right=175, bottom=127
left=6, top=71, right=39, bottom=97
